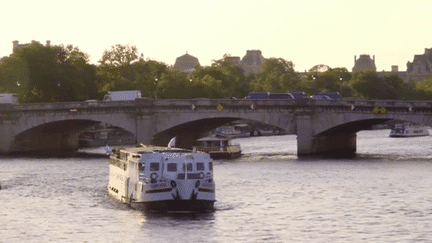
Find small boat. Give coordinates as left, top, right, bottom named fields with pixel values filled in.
left=213, top=124, right=251, bottom=138
left=193, top=136, right=242, bottom=159
left=107, top=144, right=215, bottom=212
left=389, top=123, right=429, bottom=137
left=79, top=123, right=135, bottom=148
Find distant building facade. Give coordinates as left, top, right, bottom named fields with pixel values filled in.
left=352, top=54, right=376, bottom=72
left=375, top=48, right=432, bottom=82
left=173, top=49, right=265, bottom=76
left=240, top=50, right=265, bottom=76
left=1, top=40, right=51, bottom=60
left=12, top=40, right=51, bottom=53
left=404, top=48, right=432, bottom=81
left=173, top=52, right=200, bottom=73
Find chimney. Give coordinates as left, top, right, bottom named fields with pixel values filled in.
left=391, top=65, right=398, bottom=72
left=46, top=40, right=51, bottom=46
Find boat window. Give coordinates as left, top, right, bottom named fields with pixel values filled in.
left=197, top=162, right=205, bottom=171
left=222, top=140, right=228, bottom=146
left=150, top=163, right=160, bottom=171
left=138, top=163, right=145, bottom=172
left=183, top=163, right=193, bottom=172
left=209, top=162, right=213, bottom=171
left=167, top=163, right=177, bottom=172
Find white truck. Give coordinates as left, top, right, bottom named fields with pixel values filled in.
left=103, top=90, right=141, bottom=101
left=0, top=93, right=19, bottom=104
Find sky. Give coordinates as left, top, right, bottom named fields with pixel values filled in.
left=1, top=0, right=432, bottom=72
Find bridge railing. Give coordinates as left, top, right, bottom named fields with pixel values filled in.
left=2, top=98, right=432, bottom=114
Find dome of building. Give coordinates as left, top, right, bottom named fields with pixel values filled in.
left=174, top=52, right=200, bottom=72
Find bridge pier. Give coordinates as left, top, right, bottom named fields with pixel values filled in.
left=0, top=125, right=16, bottom=153
left=296, top=114, right=356, bottom=156
left=135, top=115, right=154, bottom=145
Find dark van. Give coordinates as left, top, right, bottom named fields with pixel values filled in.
left=247, top=91, right=269, bottom=101
left=268, top=93, right=294, bottom=100
left=318, top=91, right=340, bottom=101
left=287, top=91, right=307, bottom=101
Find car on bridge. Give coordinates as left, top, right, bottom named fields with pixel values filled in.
left=318, top=91, right=340, bottom=101
left=248, top=91, right=296, bottom=101
left=287, top=91, right=307, bottom=101
left=311, top=94, right=333, bottom=101
left=247, top=92, right=270, bottom=101
left=268, top=93, right=295, bottom=100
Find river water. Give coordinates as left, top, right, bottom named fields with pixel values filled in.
left=1, top=129, right=432, bottom=242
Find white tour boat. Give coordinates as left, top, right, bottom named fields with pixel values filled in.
left=193, top=136, right=242, bottom=159
left=107, top=145, right=216, bottom=212
left=389, top=123, right=430, bottom=137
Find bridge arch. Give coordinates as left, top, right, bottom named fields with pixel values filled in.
left=11, top=117, right=137, bottom=153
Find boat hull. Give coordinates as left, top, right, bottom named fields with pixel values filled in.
left=209, top=151, right=242, bottom=160
left=389, top=134, right=429, bottom=137
left=131, top=199, right=215, bottom=212
left=389, top=123, right=429, bottom=137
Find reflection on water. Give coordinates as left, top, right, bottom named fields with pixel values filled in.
left=1, top=129, right=432, bottom=242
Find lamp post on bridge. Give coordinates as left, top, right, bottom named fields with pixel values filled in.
left=312, top=75, right=318, bottom=95
left=154, top=77, right=158, bottom=99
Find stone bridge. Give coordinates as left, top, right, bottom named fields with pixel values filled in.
left=0, top=98, right=431, bottom=156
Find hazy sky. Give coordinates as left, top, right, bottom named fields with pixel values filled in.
left=1, top=0, right=431, bottom=72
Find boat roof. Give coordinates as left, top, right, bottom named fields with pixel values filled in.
left=197, top=136, right=232, bottom=141
left=118, top=144, right=193, bottom=154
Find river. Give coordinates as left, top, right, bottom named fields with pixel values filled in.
left=1, top=129, right=432, bottom=242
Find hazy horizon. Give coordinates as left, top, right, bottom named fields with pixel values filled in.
left=2, top=0, right=431, bottom=72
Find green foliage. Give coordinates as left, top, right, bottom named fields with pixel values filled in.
left=414, top=78, right=432, bottom=100
left=97, top=44, right=140, bottom=92
left=305, top=66, right=350, bottom=95
left=0, top=42, right=97, bottom=103
left=157, top=70, right=192, bottom=99
left=97, top=44, right=171, bottom=99
left=348, top=71, right=412, bottom=100
left=250, top=58, right=300, bottom=93
left=188, top=54, right=248, bottom=98
left=99, top=44, right=139, bottom=67
left=0, top=56, right=29, bottom=94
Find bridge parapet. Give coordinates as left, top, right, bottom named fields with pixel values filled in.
left=2, top=98, right=432, bottom=112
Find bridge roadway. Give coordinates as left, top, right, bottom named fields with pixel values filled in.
left=0, top=98, right=432, bottom=156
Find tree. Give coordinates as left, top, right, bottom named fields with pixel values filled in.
left=99, top=44, right=139, bottom=67
left=188, top=54, right=248, bottom=99
left=131, top=59, right=168, bottom=98
left=348, top=71, right=410, bottom=100
left=97, top=44, right=172, bottom=99
left=0, top=56, right=29, bottom=93
left=189, top=67, right=225, bottom=98
left=250, top=58, right=301, bottom=93
left=308, top=64, right=330, bottom=73
left=413, top=78, right=432, bottom=100
left=97, top=44, right=140, bottom=92
left=2, top=41, right=97, bottom=103
left=157, top=70, right=193, bottom=99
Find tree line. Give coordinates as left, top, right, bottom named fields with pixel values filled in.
left=1, top=42, right=432, bottom=103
